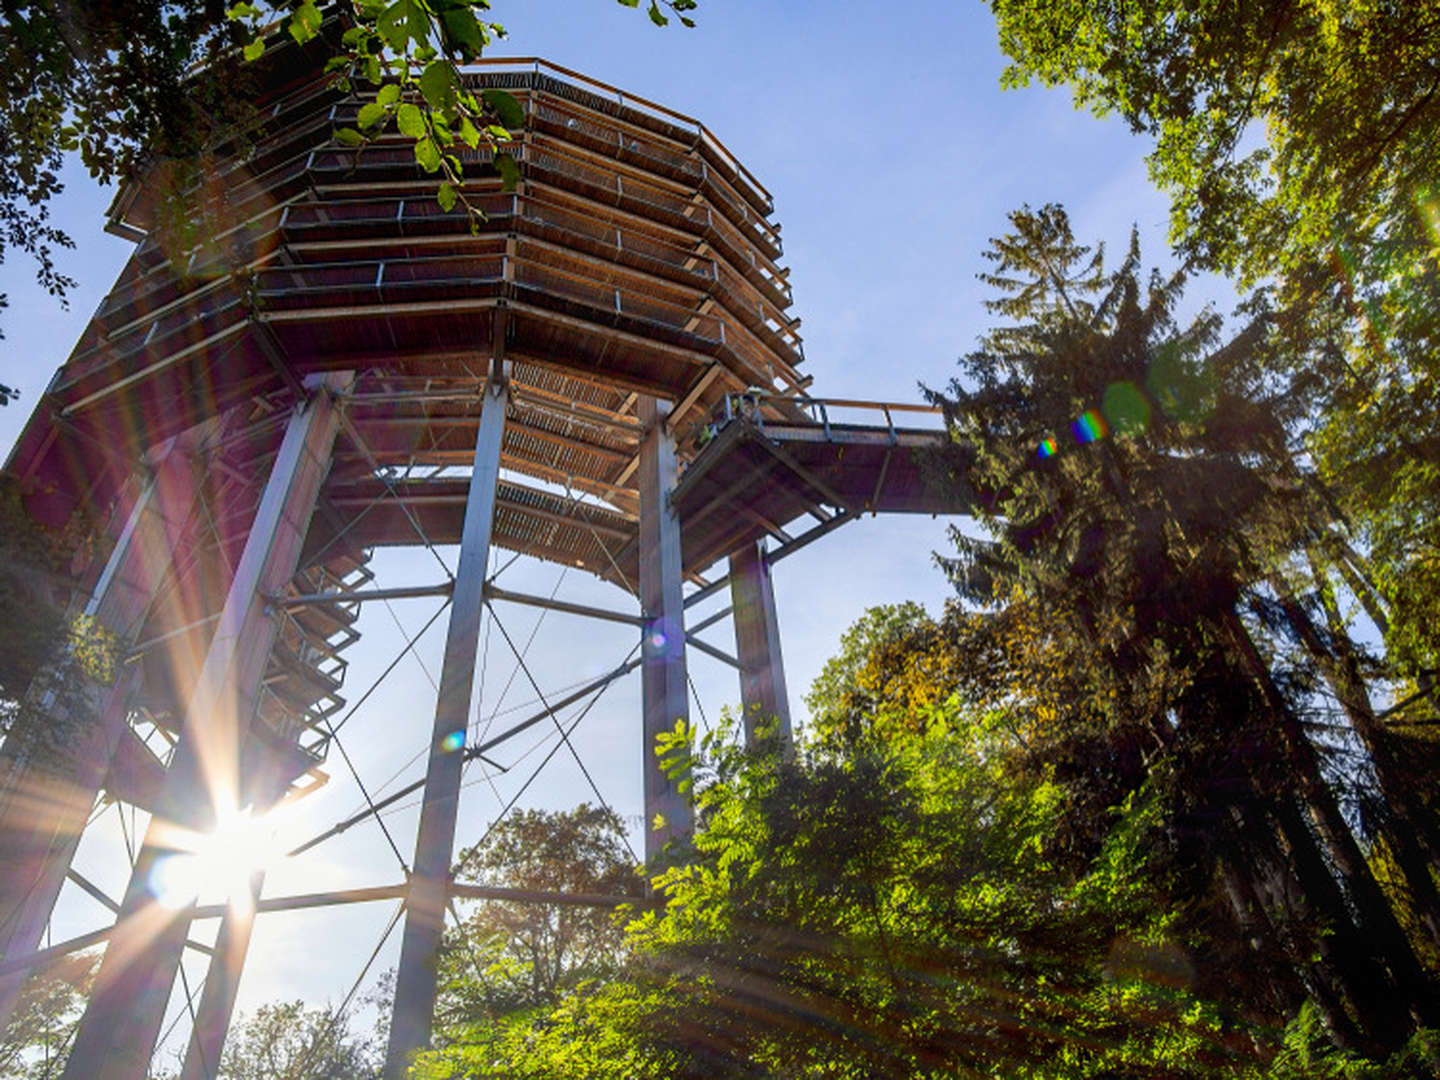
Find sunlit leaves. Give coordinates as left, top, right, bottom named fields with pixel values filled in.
left=288, top=0, right=322, bottom=44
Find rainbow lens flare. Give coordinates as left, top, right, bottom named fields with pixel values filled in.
left=1071, top=410, right=1108, bottom=444
left=1037, top=437, right=1058, bottom=459
left=440, top=730, right=466, bottom=753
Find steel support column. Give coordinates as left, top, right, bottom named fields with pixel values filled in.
left=0, top=440, right=201, bottom=1030
left=384, top=373, right=509, bottom=1079
left=62, top=373, right=351, bottom=1080
left=727, top=540, right=792, bottom=748
left=638, top=398, right=693, bottom=865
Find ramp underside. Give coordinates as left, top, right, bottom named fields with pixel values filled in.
left=302, top=415, right=958, bottom=588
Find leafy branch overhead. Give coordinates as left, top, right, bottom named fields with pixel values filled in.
left=225, top=0, right=698, bottom=218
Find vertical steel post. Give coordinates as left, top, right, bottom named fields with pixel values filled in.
left=384, top=373, right=509, bottom=1079
left=61, top=373, right=351, bottom=1080
left=728, top=539, right=792, bottom=748
left=638, top=398, right=693, bottom=865
left=0, top=440, right=201, bottom=1032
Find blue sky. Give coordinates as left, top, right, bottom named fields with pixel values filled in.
left=0, top=0, right=1223, bottom=1063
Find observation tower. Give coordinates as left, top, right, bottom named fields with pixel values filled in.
left=0, top=33, right=959, bottom=1080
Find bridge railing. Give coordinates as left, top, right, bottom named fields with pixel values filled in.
left=705, top=391, right=945, bottom=445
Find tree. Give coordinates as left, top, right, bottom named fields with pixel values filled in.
left=928, top=202, right=1440, bottom=1051
left=804, top=601, right=961, bottom=744
left=415, top=709, right=1277, bottom=1079
left=430, top=805, right=641, bottom=1047
left=986, top=0, right=1440, bottom=735
left=0, top=954, right=96, bottom=1080
left=145, top=1000, right=379, bottom=1080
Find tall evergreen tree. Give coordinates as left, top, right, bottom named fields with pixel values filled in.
left=929, top=204, right=1440, bottom=1051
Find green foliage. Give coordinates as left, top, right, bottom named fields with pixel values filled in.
left=0, top=473, right=123, bottom=763
left=1264, top=1005, right=1440, bottom=1080
left=0, top=2, right=260, bottom=323
left=0, top=954, right=96, bottom=1080
left=930, top=202, right=1440, bottom=1049
left=419, top=711, right=1265, bottom=1079
left=427, top=804, right=641, bottom=1057
left=0, top=478, right=66, bottom=712
left=986, top=0, right=1440, bottom=718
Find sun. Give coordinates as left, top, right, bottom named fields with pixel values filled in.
left=148, top=806, right=284, bottom=911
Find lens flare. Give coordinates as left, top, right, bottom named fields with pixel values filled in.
left=1071, top=410, right=1108, bottom=444
left=648, top=630, right=668, bottom=651
left=1101, top=381, right=1151, bottom=435
left=440, top=730, right=466, bottom=753
left=1037, top=437, right=1058, bottom=459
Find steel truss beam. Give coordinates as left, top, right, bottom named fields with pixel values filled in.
left=0, top=882, right=652, bottom=983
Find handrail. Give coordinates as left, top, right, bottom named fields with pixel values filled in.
left=709, top=391, right=944, bottom=440
left=459, top=57, right=774, bottom=209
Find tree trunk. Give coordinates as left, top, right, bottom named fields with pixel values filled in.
left=1222, top=611, right=1440, bottom=1039
left=1275, top=576, right=1440, bottom=954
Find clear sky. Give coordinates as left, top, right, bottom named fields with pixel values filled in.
left=0, top=0, right=1216, bottom=1066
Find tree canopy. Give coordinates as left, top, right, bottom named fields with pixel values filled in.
left=987, top=0, right=1440, bottom=722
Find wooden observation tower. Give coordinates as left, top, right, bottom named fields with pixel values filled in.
left=0, top=37, right=957, bottom=1080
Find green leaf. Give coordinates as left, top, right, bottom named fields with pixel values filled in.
left=377, top=83, right=402, bottom=107
left=406, top=0, right=432, bottom=48
left=484, top=124, right=511, bottom=141
left=334, top=127, right=364, bottom=147
left=440, top=8, right=486, bottom=59
left=357, top=102, right=388, bottom=129
left=242, top=38, right=266, bottom=62
left=396, top=103, right=427, bottom=138
left=647, top=2, right=669, bottom=26
left=289, top=1, right=322, bottom=44
left=415, top=136, right=442, bottom=173
left=495, top=150, right=521, bottom=191
left=418, top=61, right=457, bottom=110
left=377, top=0, right=412, bottom=52
left=616, top=0, right=639, bottom=7
left=437, top=181, right=457, bottom=212
left=458, top=117, right=482, bottom=149
left=481, top=88, right=525, bottom=130
left=225, top=2, right=260, bottom=19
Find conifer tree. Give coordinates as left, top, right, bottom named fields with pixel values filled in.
left=929, top=204, right=1440, bottom=1050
